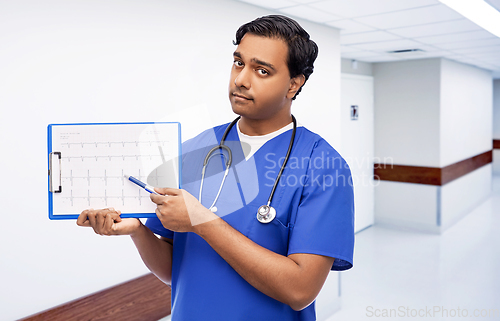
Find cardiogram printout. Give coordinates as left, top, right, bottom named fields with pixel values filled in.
left=47, top=122, right=181, bottom=219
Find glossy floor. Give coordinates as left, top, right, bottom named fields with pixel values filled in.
left=327, top=176, right=500, bottom=321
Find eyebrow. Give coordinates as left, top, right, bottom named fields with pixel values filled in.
left=233, top=51, right=276, bottom=71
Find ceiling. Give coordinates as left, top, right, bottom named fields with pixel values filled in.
left=235, top=0, right=500, bottom=78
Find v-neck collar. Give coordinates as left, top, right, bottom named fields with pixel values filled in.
left=235, top=120, right=297, bottom=161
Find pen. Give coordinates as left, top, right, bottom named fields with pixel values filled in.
left=124, top=175, right=159, bottom=195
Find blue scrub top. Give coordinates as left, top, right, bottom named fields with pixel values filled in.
left=146, top=123, right=355, bottom=321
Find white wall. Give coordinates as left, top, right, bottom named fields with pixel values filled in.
left=440, top=165, right=492, bottom=230
left=438, top=59, right=493, bottom=228
left=375, top=182, right=440, bottom=233
left=373, top=58, right=441, bottom=167
left=494, top=150, right=500, bottom=175
left=493, top=79, right=500, bottom=139
left=0, top=1, right=341, bottom=320
left=373, top=58, right=441, bottom=232
left=373, top=58, right=492, bottom=233
left=494, top=80, right=500, bottom=175
left=440, top=59, right=492, bottom=167
left=341, top=58, right=373, bottom=77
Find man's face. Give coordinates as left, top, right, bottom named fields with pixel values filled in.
left=229, top=33, right=296, bottom=121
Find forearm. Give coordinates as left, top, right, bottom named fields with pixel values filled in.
left=131, top=223, right=173, bottom=284
left=194, top=217, right=321, bottom=310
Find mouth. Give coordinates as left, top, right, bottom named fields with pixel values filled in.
left=232, top=92, right=252, bottom=100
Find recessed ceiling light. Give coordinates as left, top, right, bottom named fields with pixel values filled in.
left=387, top=49, right=426, bottom=57
left=439, top=0, right=500, bottom=38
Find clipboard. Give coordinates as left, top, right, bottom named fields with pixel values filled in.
left=47, top=122, right=181, bottom=219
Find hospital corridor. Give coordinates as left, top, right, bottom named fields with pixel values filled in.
left=326, top=175, right=500, bottom=321
left=2, top=0, right=500, bottom=320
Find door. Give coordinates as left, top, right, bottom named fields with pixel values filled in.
left=340, top=74, right=374, bottom=233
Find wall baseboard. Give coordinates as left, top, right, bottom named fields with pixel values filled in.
left=374, top=150, right=492, bottom=186
left=19, top=273, right=171, bottom=321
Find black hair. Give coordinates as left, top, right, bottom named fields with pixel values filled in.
left=233, top=15, right=318, bottom=100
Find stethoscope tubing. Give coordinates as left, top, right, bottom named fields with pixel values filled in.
left=266, top=115, right=296, bottom=207
left=199, top=115, right=296, bottom=221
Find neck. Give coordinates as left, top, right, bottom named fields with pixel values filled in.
left=238, top=109, right=293, bottom=136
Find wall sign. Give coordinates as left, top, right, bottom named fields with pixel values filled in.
left=351, top=105, right=358, bottom=120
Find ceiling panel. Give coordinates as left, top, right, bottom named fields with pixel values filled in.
left=278, top=5, right=342, bottom=22
left=326, top=19, right=376, bottom=34
left=387, top=19, right=481, bottom=38
left=470, top=61, right=499, bottom=69
left=416, top=30, right=497, bottom=45
left=289, top=0, right=320, bottom=3
left=350, top=39, right=437, bottom=52
left=341, top=51, right=381, bottom=59
left=233, top=0, right=500, bottom=75
left=453, top=45, right=500, bottom=54
left=357, top=55, right=403, bottom=62
left=340, top=31, right=401, bottom=45
left=238, top=0, right=297, bottom=9
left=485, top=0, right=500, bottom=11
left=433, top=37, right=500, bottom=50
left=417, top=50, right=456, bottom=57
left=466, top=52, right=500, bottom=59
left=353, top=5, right=463, bottom=30
left=340, top=46, right=364, bottom=53
left=309, top=0, right=439, bottom=19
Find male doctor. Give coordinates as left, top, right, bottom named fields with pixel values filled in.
left=78, top=15, right=354, bottom=320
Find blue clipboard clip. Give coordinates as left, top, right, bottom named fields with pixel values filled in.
left=49, top=151, right=62, bottom=193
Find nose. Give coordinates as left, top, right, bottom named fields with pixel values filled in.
left=234, top=67, right=251, bottom=89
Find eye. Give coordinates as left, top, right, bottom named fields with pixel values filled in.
left=257, top=68, right=269, bottom=76
left=234, top=60, right=244, bottom=68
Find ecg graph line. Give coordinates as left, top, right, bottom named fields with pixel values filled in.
left=65, top=189, right=151, bottom=207
left=60, top=140, right=170, bottom=149
left=61, top=155, right=167, bottom=162
left=62, top=169, right=166, bottom=187
left=60, top=168, right=166, bottom=208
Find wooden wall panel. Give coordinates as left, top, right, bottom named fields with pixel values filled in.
left=374, top=164, right=441, bottom=185
left=441, top=150, right=492, bottom=185
left=494, top=140, right=500, bottom=149
left=375, top=150, right=492, bottom=186
left=20, top=273, right=171, bottom=321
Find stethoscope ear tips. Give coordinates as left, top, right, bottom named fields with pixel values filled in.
left=257, top=205, right=276, bottom=223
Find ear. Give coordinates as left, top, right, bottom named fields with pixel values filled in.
left=287, top=74, right=306, bottom=99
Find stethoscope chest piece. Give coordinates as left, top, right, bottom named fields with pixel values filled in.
left=201, top=115, right=296, bottom=224
left=256, top=205, right=276, bottom=223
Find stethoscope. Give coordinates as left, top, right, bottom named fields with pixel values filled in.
left=199, top=115, right=297, bottom=223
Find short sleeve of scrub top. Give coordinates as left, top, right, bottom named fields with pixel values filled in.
left=287, top=138, right=355, bottom=271
left=145, top=215, right=174, bottom=239
left=143, top=128, right=209, bottom=240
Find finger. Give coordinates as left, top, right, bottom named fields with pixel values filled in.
left=96, top=211, right=106, bottom=233
left=87, top=210, right=98, bottom=231
left=150, top=193, right=167, bottom=205
left=154, top=187, right=180, bottom=196
left=103, top=213, right=117, bottom=235
left=113, top=211, right=122, bottom=222
left=77, top=209, right=93, bottom=227
left=155, top=208, right=163, bottom=219
left=98, top=208, right=119, bottom=232
left=105, top=208, right=122, bottom=221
